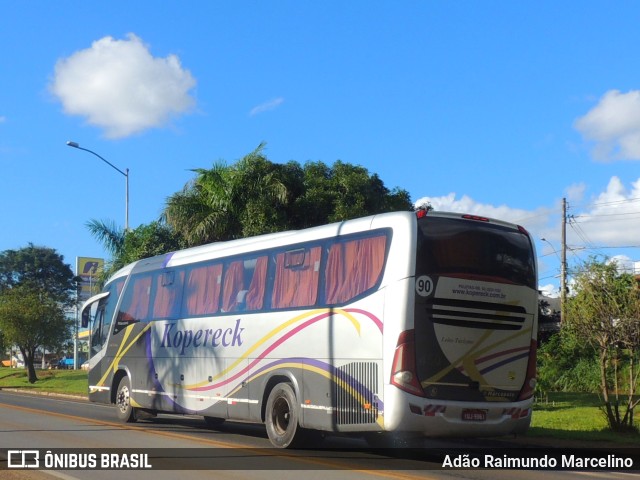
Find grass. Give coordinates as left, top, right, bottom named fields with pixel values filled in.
left=528, top=391, right=640, bottom=446
left=0, top=367, right=88, bottom=396
left=1, top=368, right=638, bottom=446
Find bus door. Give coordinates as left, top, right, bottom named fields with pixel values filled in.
left=81, top=284, right=121, bottom=404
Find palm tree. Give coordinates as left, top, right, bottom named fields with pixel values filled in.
left=87, top=219, right=184, bottom=282
left=163, top=143, right=288, bottom=246
left=85, top=219, right=126, bottom=282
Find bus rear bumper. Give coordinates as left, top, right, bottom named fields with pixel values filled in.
left=383, top=390, right=533, bottom=437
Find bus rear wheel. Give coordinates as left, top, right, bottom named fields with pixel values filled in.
left=265, top=383, right=303, bottom=448
left=115, top=376, right=138, bottom=423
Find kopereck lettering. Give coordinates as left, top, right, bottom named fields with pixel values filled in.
left=160, top=319, right=244, bottom=354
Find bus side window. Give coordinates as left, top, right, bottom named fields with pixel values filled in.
left=91, top=279, right=124, bottom=352
left=183, top=263, right=223, bottom=316
left=222, top=261, right=245, bottom=312
left=91, top=303, right=106, bottom=354
left=218, top=256, right=271, bottom=313
left=324, top=234, right=387, bottom=304
left=245, top=256, right=268, bottom=311
left=115, top=274, right=152, bottom=333
left=272, top=247, right=321, bottom=309
left=152, top=270, right=184, bottom=319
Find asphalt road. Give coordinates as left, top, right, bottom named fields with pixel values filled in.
left=0, top=390, right=636, bottom=480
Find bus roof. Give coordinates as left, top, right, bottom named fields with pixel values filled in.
left=423, top=210, right=524, bottom=230
left=165, top=211, right=404, bottom=268
left=105, top=209, right=527, bottom=282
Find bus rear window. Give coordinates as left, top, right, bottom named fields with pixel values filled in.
left=416, top=217, right=535, bottom=288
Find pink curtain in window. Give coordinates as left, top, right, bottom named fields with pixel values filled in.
left=128, top=275, right=152, bottom=321
left=245, top=256, right=268, bottom=311
left=352, top=235, right=386, bottom=295
left=184, top=264, right=222, bottom=315
left=324, top=235, right=386, bottom=304
left=152, top=271, right=184, bottom=319
left=222, top=261, right=245, bottom=312
left=272, top=247, right=321, bottom=309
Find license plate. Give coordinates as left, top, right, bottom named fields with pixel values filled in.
left=462, top=409, right=487, bottom=421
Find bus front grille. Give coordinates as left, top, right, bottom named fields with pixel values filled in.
left=335, top=361, right=379, bottom=425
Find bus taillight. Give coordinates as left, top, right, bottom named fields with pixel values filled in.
left=391, top=330, right=424, bottom=397
left=517, top=225, right=531, bottom=236
left=517, top=339, right=537, bottom=401
left=462, top=214, right=490, bottom=222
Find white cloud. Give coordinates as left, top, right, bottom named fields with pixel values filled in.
left=249, top=97, right=284, bottom=117
left=50, top=34, right=196, bottom=138
left=539, top=284, right=559, bottom=298
left=565, top=182, right=586, bottom=204
left=413, top=193, right=552, bottom=234
left=412, top=186, right=640, bottom=293
left=416, top=177, right=640, bottom=250
left=566, top=176, right=640, bottom=247
left=608, top=255, right=638, bottom=275
left=575, top=89, right=640, bottom=161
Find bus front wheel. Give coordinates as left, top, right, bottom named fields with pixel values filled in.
left=265, top=383, right=302, bottom=448
left=115, top=376, right=138, bottom=423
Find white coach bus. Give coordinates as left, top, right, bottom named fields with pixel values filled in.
left=81, top=210, right=538, bottom=448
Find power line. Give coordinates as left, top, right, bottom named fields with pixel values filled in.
left=573, top=211, right=640, bottom=219
left=578, top=245, right=640, bottom=250
left=572, top=196, right=640, bottom=210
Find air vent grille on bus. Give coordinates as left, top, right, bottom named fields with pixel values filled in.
left=427, top=298, right=528, bottom=331
left=335, top=362, right=379, bottom=425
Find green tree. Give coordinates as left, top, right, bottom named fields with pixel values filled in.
left=85, top=219, right=125, bottom=261
left=0, top=285, right=71, bottom=382
left=288, top=160, right=412, bottom=229
left=537, top=329, right=599, bottom=393
left=91, top=145, right=413, bottom=277
left=164, top=144, right=413, bottom=246
left=164, top=143, right=288, bottom=245
left=0, top=245, right=78, bottom=382
left=87, top=220, right=184, bottom=282
left=0, top=330, right=5, bottom=363
left=565, top=258, right=640, bottom=432
left=0, top=243, right=78, bottom=307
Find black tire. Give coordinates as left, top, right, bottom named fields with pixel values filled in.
left=115, top=376, right=138, bottom=423
left=265, top=383, right=303, bottom=448
left=203, top=416, right=225, bottom=428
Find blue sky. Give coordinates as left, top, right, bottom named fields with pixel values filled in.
left=2, top=1, right=640, bottom=297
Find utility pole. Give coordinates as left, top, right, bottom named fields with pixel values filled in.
left=561, top=197, right=567, bottom=323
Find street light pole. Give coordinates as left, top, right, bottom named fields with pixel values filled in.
left=66, top=141, right=129, bottom=231
left=560, top=197, right=567, bottom=324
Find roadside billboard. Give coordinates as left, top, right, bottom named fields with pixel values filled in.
left=76, top=257, right=104, bottom=302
